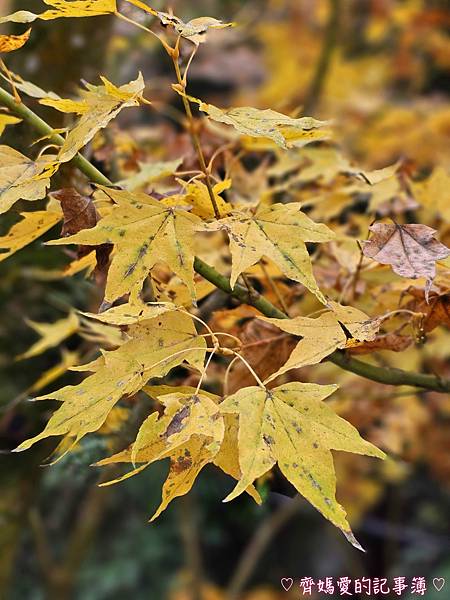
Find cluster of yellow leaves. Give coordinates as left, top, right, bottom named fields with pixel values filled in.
left=7, top=0, right=450, bottom=550
left=41, top=73, right=145, bottom=165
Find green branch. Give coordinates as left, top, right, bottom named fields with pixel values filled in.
left=2, top=84, right=449, bottom=394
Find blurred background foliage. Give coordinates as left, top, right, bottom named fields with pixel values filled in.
left=1, top=0, right=450, bottom=598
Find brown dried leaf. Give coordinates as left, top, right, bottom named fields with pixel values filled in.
left=347, top=333, right=413, bottom=355
left=406, top=288, right=450, bottom=333
left=50, top=188, right=98, bottom=237
left=363, top=223, right=450, bottom=298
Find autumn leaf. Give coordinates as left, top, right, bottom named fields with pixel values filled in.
left=183, top=94, right=331, bottom=149
left=40, top=74, right=145, bottom=165
left=204, top=203, right=335, bottom=304
left=165, top=179, right=232, bottom=219
left=17, top=312, right=79, bottom=360
left=14, top=307, right=206, bottom=451
left=347, top=332, right=413, bottom=355
left=259, top=303, right=380, bottom=382
left=221, top=382, right=384, bottom=548
left=0, top=208, right=61, bottom=263
left=213, top=414, right=261, bottom=504
left=50, top=188, right=98, bottom=236
left=96, top=389, right=225, bottom=517
left=48, top=186, right=202, bottom=304
left=131, top=391, right=223, bottom=466
left=406, top=288, right=450, bottom=333
left=157, top=13, right=234, bottom=45
left=0, top=0, right=116, bottom=24
left=363, top=222, right=450, bottom=299
left=0, top=146, right=56, bottom=214
left=0, top=29, right=31, bottom=53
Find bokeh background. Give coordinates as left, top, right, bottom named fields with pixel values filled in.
left=1, top=1, right=450, bottom=598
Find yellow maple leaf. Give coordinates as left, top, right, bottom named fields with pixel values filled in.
left=184, top=93, right=331, bottom=149
left=14, top=307, right=206, bottom=450
left=0, top=146, right=56, bottom=214
left=163, top=179, right=232, bottom=219
left=259, top=303, right=380, bottom=382
left=48, top=186, right=202, bottom=303
left=39, top=74, right=145, bottom=165
left=17, top=312, right=79, bottom=360
left=204, top=202, right=335, bottom=304
left=221, top=382, right=385, bottom=549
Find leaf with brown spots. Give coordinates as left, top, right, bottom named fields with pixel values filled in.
left=204, top=203, right=335, bottom=304
left=0, top=29, right=31, bottom=53
left=14, top=307, right=206, bottom=451
left=363, top=222, right=450, bottom=299
left=221, top=382, right=385, bottom=549
left=47, top=186, right=202, bottom=304
left=347, top=332, right=413, bottom=355
left=259, top=304, right=380, bottom=382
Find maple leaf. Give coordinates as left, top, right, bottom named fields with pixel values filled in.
left=0, top=29, right=31, bottom=53
left=363, top=222, right=450, bottom=299
left=17, top=312, right=79, bottom=360
left=48, top=186, right=202, bottom=303
left=164, top=179, right=232, bottom=219
left=157, top=13, right=234, bottom=45
left=204, top=202, right=335, bottom=304
left=14, top=307, right=206, bottom=451
left=97, top=386, right=260, bottom=516
left=259, top=303, right=380, bottom=382
left=221, top=382, right=385, bottom=549
left=40, top=74, right=145, bottom=165
left=0, top=146, right=56, bottom=214
left=0, top=208, right=61, bottom=263
left=0, top=1, right=116, bottom=24
left=184, top=94, right=331, bottom=149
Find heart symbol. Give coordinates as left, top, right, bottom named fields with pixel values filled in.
left=433, top=578, right=445, bottom=592
left=281, top=577, right=293, bottom=592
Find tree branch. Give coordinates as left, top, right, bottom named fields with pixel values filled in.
left=2, top=84, right=450, bottom=394
left=303, top=0, right=340, bottom=114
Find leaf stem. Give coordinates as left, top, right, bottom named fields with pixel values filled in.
left=169, top=39, right=221, bottom=219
